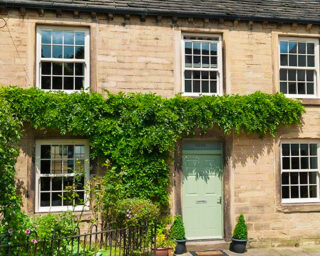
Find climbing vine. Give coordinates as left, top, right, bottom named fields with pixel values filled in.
left=0, top=86, right=305, bottom=221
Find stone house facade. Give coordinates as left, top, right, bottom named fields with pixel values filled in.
left=1, top=0, right=320, bottom=247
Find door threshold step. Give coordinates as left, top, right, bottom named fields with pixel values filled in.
left=186, top=240, right=229, bottom=251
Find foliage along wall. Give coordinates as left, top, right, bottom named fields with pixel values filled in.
left=0, top=86, right=305, bottom=226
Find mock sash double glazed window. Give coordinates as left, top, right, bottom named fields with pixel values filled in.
left=279, top=38, right=319, bottom=97
left=182, top=35, right=223, bottom=96
left=281, top=143, right=319, bottom=203
left=36, top=26, right=90, bottom=91
left=35, top=140, right=89, bottom=212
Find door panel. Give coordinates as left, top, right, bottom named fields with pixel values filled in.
left=182, top=142, right=223, bottom=240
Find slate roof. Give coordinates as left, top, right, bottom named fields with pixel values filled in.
left=1, top=0, right=320, bottom=25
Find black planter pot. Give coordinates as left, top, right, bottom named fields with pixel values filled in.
left=230, top=238, right=247, bottom=253
left=174, top=239, right=187, bottom=254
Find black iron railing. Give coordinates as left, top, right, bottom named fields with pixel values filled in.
left=0, top=223, right=156, bottom=256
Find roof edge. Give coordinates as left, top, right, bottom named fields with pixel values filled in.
left=1, top=1, right=320, bottom=26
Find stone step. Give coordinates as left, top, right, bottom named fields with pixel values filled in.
left=186, top=240, right=230, bottom=252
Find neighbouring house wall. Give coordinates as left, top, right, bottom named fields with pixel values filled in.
left=2, top=8, right=320, bottom=246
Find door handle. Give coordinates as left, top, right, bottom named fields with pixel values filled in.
left=217, top=196, right=222, bottom=204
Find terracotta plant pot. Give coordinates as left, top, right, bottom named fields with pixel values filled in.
left=155, top=247, right=173, bottom=256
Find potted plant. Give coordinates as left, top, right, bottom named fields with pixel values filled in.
left=170, top=215, right=187, bottom=254
left=230, top=214, right=248, bottom=253
left=155, top=228, right=176, bottom=256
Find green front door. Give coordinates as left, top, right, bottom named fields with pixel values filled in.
left=182, top=141, right=223, bottom=240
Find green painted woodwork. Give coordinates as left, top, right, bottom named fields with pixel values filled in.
left=182, top=141, right=223, bottom=240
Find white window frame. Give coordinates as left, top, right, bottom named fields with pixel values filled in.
left=36, top=26, right=90, bottom=93
left=181, top=34, right=223, bottom=96
left=35, top=139, right=90, bottom=213
left=281, top=141, right=320, bottom=204
left=278, top=37, right=320, bottom=99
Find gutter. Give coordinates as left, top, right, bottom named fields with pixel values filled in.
left=1, top=0, right=320, bottom=26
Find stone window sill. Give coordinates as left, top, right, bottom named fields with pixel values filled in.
left=300, top=98, right=320, bottom=106
left=277, top=203, right=320, bottom=213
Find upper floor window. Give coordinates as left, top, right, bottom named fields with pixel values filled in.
left=36, top=26, right=90, bottom=92
left=182, top=35, right=223, bottom=96
left=279, top=38, right=319, bottom=98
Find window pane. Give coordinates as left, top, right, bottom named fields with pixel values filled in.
left=307, top=71, right=314, bottom=81
left=64, top=77, right=74, bottom=90
left=309, top=172, right=317, bottom=184
left=280, top=54, right=288, bottom=66
left=298, top=83, right=305, bottom=94
left=185, top=80, right=192, bottom=92
left=280, top=41, right=288, bottom=53
left=310, top=186, right=317, bottom=198
left=300, top=172, right=308, bottom=184
left=282, top=186, right=289, bottom=198
left=67, top=160, right=74, bottom=173
left=75, top=46, right=84, bottom=59
left=185, top=55, right=192, bottom=67
left=288, top=83, right=296, bottom=94
left=301, top=157, right=309, bottom=169
left=210, top=81, right=217, bottom=93
left=193, top=42, right=200, bottom=54
left=41, top=31, right=51, bottom=44
left=75, top=32, right=85, bottom=45
left=185, top=42, right=192, bottom=54
left=75, top=192, right=84, bottom=205
left=282, top=173, right=289, bottom=184
left=52, top=193, right=62, bottom=206
left=298, top=43, right=306, bottom=54
left=307, top=56, right=315, bottom=67
left=202, top=43, right=209, bottom=55
left=64, top=63, right=74, bottom=76
left=41, top=145, right=51, bottom=158
left=297, top=70, right=305, bottom=81
left=52, top=31, right=63, bottom=44
left=291, top=144, right=299, bottom=156
left=63, top=193, right=73, bottom=206
left=282, top=157, right=290, bottom=169
left=202, top=56, right=209, bottom=67
left=52, top=177, right=63, bottom=191
left=300, top=144, right=308, bottom=155
left=53, top=45, right=62, bottom=58
left=41, top=76, right=51, bottom=89
left=64, top=177, right=74, bottom=190
left=310, top=157, right=318, bottom=169
left=300, top=186, right=308, bottom=198
left=291, top=157, right=299, bottom=169
left=298, top=55, right=306, bottom=67
left=307, top=43, right=314, bottom=54
left=52, top=145, right=62, bottom=158
left=40, top=193, right=50, bottom=207
left=288, top=70, right=296, bottom=81
left=193, top=56, right=201, bottom=68
left=310, top=144, right=317, bottom=155
left=280, top=69, right=287, bottom=81
left=64, top=46, right=74, bottom=59
left=75, top=63, right=84, bottom=76
left=52, top=160, right=62, bottom=174
left=282, top=144, right=290, bottom=156
left=41, top=45, right=51, bottom=58
left=64, top=32, right=74, bottom=45
left=42, top=62, right=51, bottom=75
left=291, top=172, right=299, bottom=184
left=53, top=63, right=63, bottom=75
left=52, top=77, right=62, bottom=90
left=75, top=77, right=84, bottom=90
left=211, top=57, right=217, bottom=68
left=210, top=43, right=217, bottom=55
left=291, top=186, right=299, bottom=198
left=193, top=80, right=200, bottom=93
left=76, top=176, right=85, bottom=190
left=307, top=83, right=314, bottom=95
left=289, top=55, right=297, bottom=66
left=40, top=160, right=51, bottom=174
left=202, top=81, right=209, bottom=93
left=280, top=82, right=287, bottom=94
left=289, top=42, right=297, bottom=54
left=40, top=177, right=50, bottom=191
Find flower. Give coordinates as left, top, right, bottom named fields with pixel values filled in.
left=31, top=239, right=38, bottom=244
left=25, top=229, right=31, bottom=234
left=34, top=225, right=38, bottom=229
left=8, top=228, right=13, bottom=234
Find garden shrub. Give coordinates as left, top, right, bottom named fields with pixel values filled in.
left=110, top=198, right=160, bottom=227
left=170, top=215, right=185, bottom=240
left=232, top=214, right=248, bottom=240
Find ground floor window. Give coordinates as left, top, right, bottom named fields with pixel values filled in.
left=35, top=140, right=89, bottom=212
left=281, top=142, right=319, bottom=203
